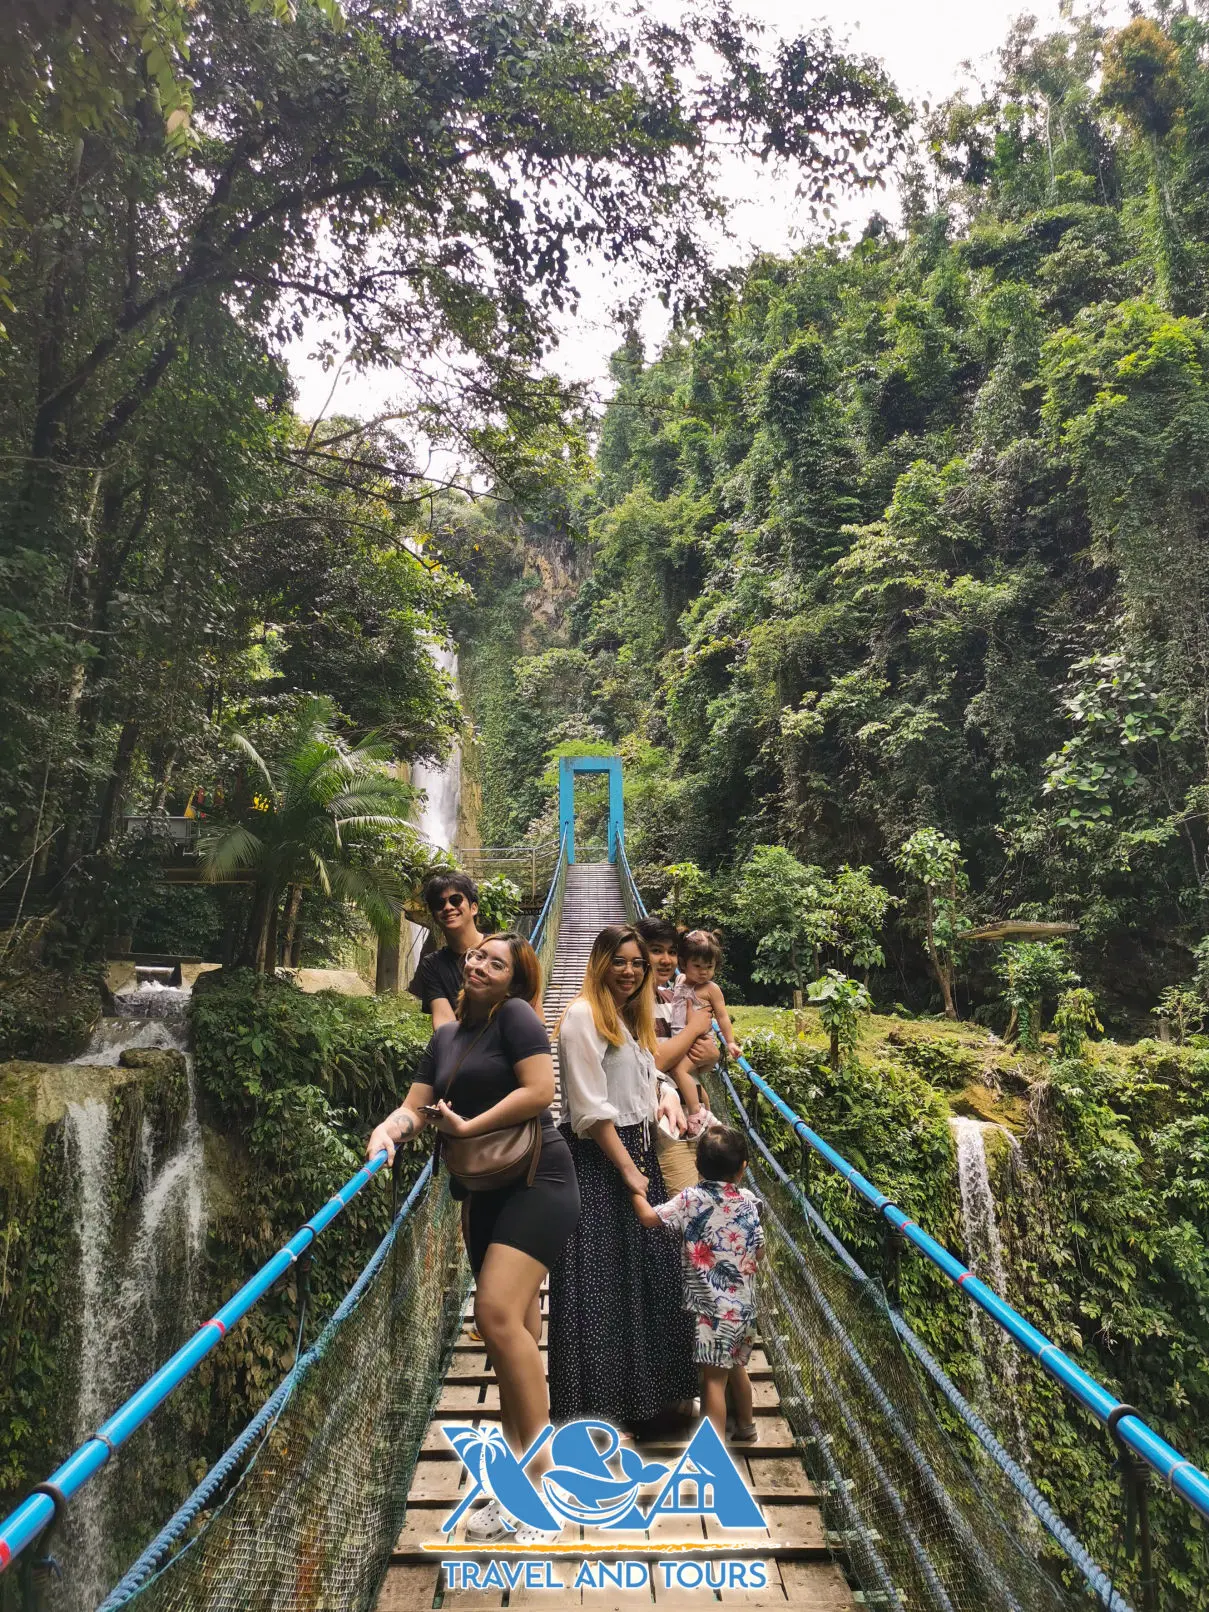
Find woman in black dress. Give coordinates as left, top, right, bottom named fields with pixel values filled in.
left=367, top=933, right=580, bottom=1542
left=548, top=924, right=698, bottom=1429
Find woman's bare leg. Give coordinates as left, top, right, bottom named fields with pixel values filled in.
left=474, top=1244, right=550, bottom=1458
left=524, top=1289, right=542, bottom=1346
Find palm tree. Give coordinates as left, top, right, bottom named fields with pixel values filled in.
left=201, top=698, right=418, bottom=974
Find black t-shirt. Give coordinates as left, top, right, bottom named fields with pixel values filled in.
left=409, top=945, right=465, bottom=1014
left=417, top=997, right=555, bottom=1128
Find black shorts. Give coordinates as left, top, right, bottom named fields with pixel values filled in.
left=464, top=1125, right=580, bottom=1274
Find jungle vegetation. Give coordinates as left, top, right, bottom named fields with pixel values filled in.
left=459, top=8, right=1209, bottom=1039
left=0, top=0, right=903, bottom=971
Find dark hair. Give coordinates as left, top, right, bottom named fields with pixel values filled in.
left=636, top=915, right=679, bottom=950
left=679, top=928, right=723, bottom=967
left=696, top=1125, right=747, bottom=1182
left=423, top=869, right=479, bottom=912
left=456, top=932, right=542, bottom=1018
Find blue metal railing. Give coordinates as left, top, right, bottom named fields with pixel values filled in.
left=0, top=837, right=577, bottom=1579
left=731, top=1046, right=1209, bottom=1526
left=717, top=1059, right=1131, bottom=1611
left=0, top=1150, right=394, bottom=1574
left=611, top=836, right=1209, bottom=1530
left=95, top=1161, right=437, bottom=1610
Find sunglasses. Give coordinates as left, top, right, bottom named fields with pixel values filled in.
left=431, top=893, right=465, bottom=913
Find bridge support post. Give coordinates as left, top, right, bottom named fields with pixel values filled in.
left=558, top=755, right=623, bottom=864
left=1109, top=1405, right=1157, bottom=1612
left=882, top=1223, right=907, bottom=1310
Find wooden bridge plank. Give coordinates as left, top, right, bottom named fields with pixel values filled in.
left=374, top=1564, right=439, bottom=1611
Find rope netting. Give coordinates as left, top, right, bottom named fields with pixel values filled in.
left=705, top=1066, right=1108, bottom=1612
left=105, top=1165, right=469, bottom=1612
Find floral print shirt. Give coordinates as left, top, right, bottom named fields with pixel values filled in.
left=653, top=1181, right=764, bottom=1321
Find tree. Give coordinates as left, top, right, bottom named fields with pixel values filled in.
left=807, top=969, right=872, bottom=1069
left=996, top=941, right=1078, bottom=1051
left=201, top=698, right=417, bottom=973
left=830, top=865, right=893, bottom=980
left=731, top=845, right=836, bottom=1008
left=0, top=0, right=907, bottom=916
left=662, top=862, right=717, bottom=929
left=894, top=830, right=968, bottom=1019
left=1053, top=987, right=1103, bottom=1058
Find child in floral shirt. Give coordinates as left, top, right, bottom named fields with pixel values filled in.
left=632, top=1125, right=763, bottom=1442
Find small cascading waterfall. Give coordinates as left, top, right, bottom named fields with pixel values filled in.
left=404, top=641, right=463, bottom=980
left=64, top=1097, right=119, bottom=1611
left=61, top=1003, right=206, bottom=1610
left=949, top=1117, right=1032, bottom=1467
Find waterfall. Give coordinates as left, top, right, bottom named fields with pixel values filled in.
left=65, top=1098, right=118, bottom=1611
left=61, top=1008, right=206, bottom=1610
left=949, top=1117, right=1031, bottom=1466
left=404, top=640, right=463, bottom=979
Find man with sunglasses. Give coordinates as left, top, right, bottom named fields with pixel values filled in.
left=408, top=872, right=486, bottom=1027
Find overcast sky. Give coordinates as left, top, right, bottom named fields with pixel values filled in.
left=287, top=0, right=1098, bottom=422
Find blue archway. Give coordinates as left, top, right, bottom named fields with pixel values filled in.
left=558, top=755, right=624, bottom=864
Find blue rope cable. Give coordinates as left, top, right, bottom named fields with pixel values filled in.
left=96, top=1162, right=436, bottom=1610
left=758, top=1181, right=1024, bottom=1612
left=763, top=1259, right=958, bottom=1612
left=760, top=1317, right=906, bottom=1611
left=717, top=1061, right=1131, bottom=1612
left=619, top=834, right=1142, bottom=1605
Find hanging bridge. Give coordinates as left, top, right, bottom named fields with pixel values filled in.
left=2, top=755, right=1207, bottom=1612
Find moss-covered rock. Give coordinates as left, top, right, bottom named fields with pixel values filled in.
left=0, top=964, right=105, bottom=1060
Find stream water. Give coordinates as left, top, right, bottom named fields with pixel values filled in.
left=61, top=994, right=205, bottom=1611
left=949, top=1116, right=1032, bottom=1467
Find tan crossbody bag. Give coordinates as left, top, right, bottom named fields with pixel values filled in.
left=434, top=1019, right=544, bottom=1193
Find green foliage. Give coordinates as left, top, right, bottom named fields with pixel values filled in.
left=730, top=1017, right=1209, bottom=1608
left=191, top=969, right=428, bottom=1130
left=475, top=874, right=523, bottom=935
left=0, top=963, right=103, bottom=1060
left=997, top=941, right=1078, bottom=1050
left=731, top=846, right=837, bottom=1000
left=1053, top=986, right=1103, bottom=1057
left=1154, top=985, right=1204, bottom=1046
left=807, top=968, right=872, bottom=1068
left=201, top=697, right=418, bottom=972
left=895, top=830, right=969, bottom=1018
left=661, top=862, right=716, bottom=928
left=0, top=0, right=905, bottom=942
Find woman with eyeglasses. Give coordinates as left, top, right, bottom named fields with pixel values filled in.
left=547, top=924, right=699, bottom=1427
left=408, top=872, right=485, bottom=1027
left=366, top=933, right=580, bottom=1545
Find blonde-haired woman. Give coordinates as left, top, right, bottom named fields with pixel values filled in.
left=548, top=923, right=698, bottom=1427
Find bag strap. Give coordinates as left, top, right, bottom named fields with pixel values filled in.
left=439, top=1019, right=492, bottom=1105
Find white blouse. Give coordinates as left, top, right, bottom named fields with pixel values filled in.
left=558, top=998, right=662, bottom=1137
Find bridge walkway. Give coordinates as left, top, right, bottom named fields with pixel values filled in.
left=374, top=862, right=853, bottom=1610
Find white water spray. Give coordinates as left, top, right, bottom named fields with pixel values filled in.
left=62, top=1007, right=206, bottom=1609
left=949, top=1117, right=1031, bottom=1465
left=65, top=1098, right=118, bottom=1610
left=404, top=641, right=463, bottom=979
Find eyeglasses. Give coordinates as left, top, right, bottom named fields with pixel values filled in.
left=464, top=948, right=510, bottom=976
left=608, top=955, right=648, bottom=974
left=432, top=893, right=465, bottom=913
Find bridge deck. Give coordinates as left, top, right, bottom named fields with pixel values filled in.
left=374, top=863, right=853, bottom=1609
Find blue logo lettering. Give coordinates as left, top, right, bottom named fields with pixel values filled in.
left=439, top=1419, right=766, bottom=1535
